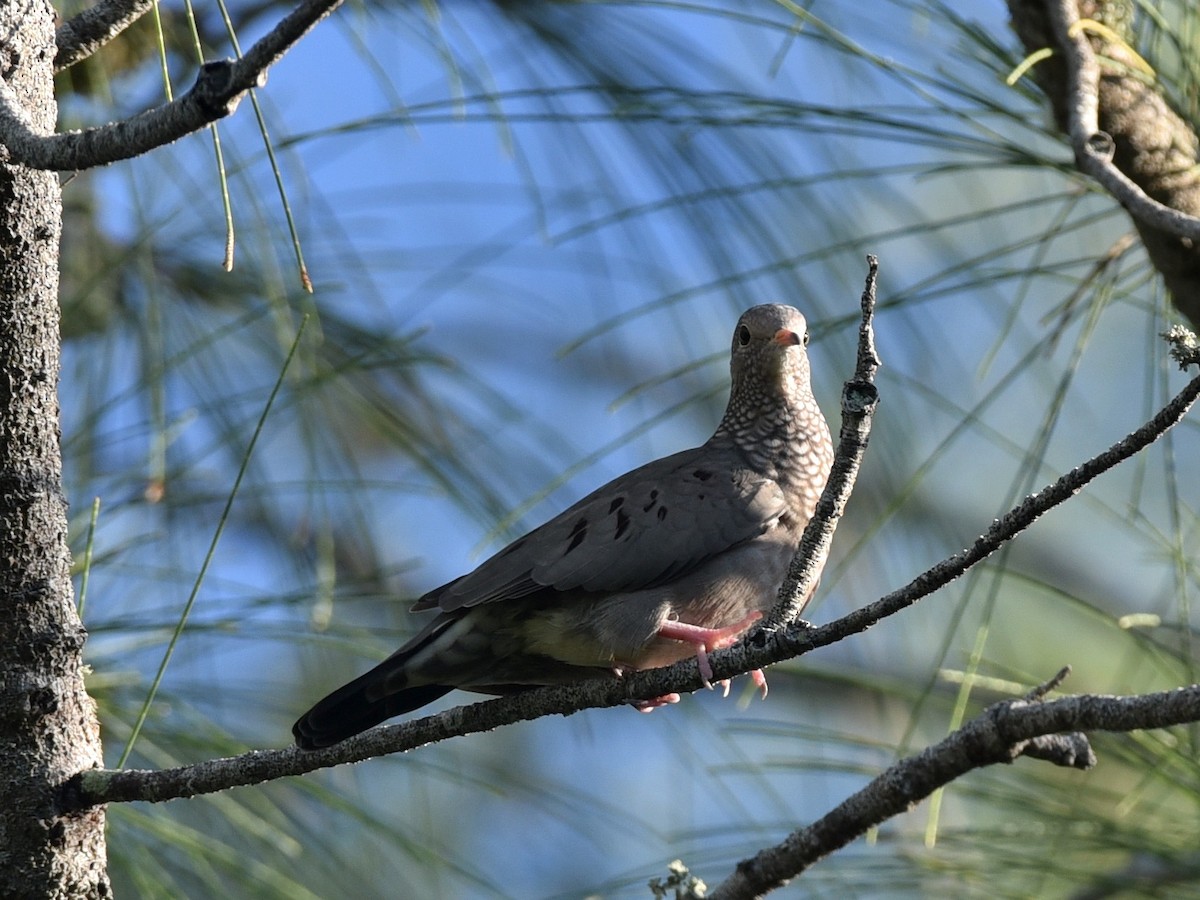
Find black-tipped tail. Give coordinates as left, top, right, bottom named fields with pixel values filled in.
left=293, top=662, right=453, bottom=750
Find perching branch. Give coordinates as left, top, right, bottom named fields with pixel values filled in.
left=1007, top=0, right=1200, bottom=328
left=1, top=0, right=344, bottom=171
left=759, top=336, right=1200, bottom=674
left=764, top=255, right=880, bottom=629
left=54, top=0, right=155, bottom=72
left=54, top=290, right=1200, bottom=816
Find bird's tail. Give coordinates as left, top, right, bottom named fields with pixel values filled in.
left=292, top=667, right=452, bottom=749
left=293, top=622, right=457, bottom=749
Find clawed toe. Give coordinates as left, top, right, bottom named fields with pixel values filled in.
left=633, top=693, right=681, bottom=712
left=750, top=668, right=768, bottom=699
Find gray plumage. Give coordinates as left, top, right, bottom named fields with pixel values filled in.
left=294, top=304, right=833, bottom=749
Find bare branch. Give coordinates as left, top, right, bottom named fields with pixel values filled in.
left=708, top=682, right=1185, bottom=899
left=53, top=306, right=1200, bottom=816
left=710, top=684, right=1200, bottom=897
left=765, top=255, right=881, bottom=627
left=51, top=258, right=873, bottom=810
left=1, top=0, right=344, bottom=171
left=54, top=0, right=155, bottom=72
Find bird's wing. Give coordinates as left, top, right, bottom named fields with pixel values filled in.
left=414, top=446, right=789, bottom=612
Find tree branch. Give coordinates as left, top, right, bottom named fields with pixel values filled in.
left=704, top=330, right=1200, bottom=898
left=764, top=255, right=880, bottom=628
left=1007, top=0, right=1200, bottom=329
left=787, top=350, right=1200, bottom=656
left=55, top=259, right=878, bottom=809
left=706, top=683, right=1200, bottom=899
left=1, top=0, right=344, bottom=171
left=54, top=0, right=155, bottom=72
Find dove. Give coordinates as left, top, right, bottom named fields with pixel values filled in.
left=293, top=304, right=833, bottom=749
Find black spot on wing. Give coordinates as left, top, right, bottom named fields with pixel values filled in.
left=656, top=506, right=668, bottom=521
left=692, top=469, right=713, bottom=481
left=564, top=517, right=588, bottom=555
left=608, top=496, right=624, bottom=513
left=643, top=489, right=659, bottom=513
left=615, top=507, right=631, bottom=539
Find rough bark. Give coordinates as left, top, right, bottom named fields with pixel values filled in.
left=0, top=0, right=110, bottom=896
left=1008, top=0, right=1200, bottom=329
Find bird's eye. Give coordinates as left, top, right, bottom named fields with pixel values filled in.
left=737, top=325, right=751, bottom=346
left=802, top=331, right=810, bottom=347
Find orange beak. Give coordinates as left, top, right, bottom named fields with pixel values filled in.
left=772, top=328, right=800, bottom=346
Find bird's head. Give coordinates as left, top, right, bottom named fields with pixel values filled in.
left=728, top=303, right=813, bottom=404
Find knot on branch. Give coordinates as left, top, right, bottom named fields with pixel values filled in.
left=55, top=772, right=90, bottom=815
left=1084, top=130, right=1115, bottom=162
left=748, top=618, right=815, bottom=654
left=191, top=60, right=246, bottom=118
left=649, top=859, right=707, bottom=900
left=987, top=684, right=1096, bottom=772
left=841, top=380, right=878, bottom=415
left=1020, top=732, right=1097, bottom=770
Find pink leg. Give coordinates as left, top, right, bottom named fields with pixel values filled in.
left=656, top=611, right=766, bottom=692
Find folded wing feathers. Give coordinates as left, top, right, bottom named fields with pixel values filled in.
left=417, top=449, right=788, bottom=611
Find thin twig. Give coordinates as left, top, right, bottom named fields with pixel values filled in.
left=1025, top=665, right=1071, bottom=700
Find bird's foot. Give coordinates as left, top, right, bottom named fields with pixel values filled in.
left=613, top=665, right=681, bottom=712
left=750, top=667, right=768, bottom=698
left=633, top=693, right=681, bottom=712
left=657, top=611, right=765, bottom=692
left=714, top=668, right=768, bottom=699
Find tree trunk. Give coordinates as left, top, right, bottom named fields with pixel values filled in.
left=0, top=0, right=110, bottom=896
